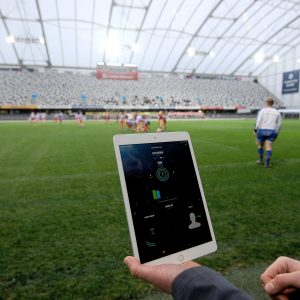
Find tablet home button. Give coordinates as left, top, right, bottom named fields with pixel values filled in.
left=178, top=255, right=184, bottom=262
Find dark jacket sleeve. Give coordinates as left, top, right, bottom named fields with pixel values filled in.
left=172, top=266, right=253, bottom=300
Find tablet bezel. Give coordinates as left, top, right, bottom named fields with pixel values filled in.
left=113, top=131, right=217, bottom=265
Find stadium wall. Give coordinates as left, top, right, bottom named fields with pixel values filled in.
left=0, top=109, right=257, bottom=121
left=258, top=44, right=300, bottom=109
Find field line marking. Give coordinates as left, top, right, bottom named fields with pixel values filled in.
left=0, top=171, right=118, bottom=184
left=195, top=139, right=239, bottom=150
left=199, top=158, right=300, bottom=170
left=1, top=159, right=299, bottom=184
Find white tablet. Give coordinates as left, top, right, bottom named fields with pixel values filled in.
left=113, top=132, right=217, bottom=265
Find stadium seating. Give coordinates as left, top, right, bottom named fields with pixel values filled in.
left=0, top=70, right=278, bottom=108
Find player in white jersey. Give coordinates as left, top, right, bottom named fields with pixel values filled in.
left=254, top=97, right=281, bottom=167
left=77, top=111, right=84, bottom=127
left=126, top=112, right=135, bottom=130
left=58, top=112, right=64, bottom=124
left=135, top=113, right=143, bottom=132
left=29, top=111, right=36, bottom=123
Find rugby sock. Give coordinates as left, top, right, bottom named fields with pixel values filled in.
left=258, top=148, right=264, bottom=162
left=266, top=150, right=272, bottom=166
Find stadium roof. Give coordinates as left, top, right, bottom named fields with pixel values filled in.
left=0, top=0, right=300, bottom=76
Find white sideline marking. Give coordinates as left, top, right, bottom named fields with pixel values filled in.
left=0, top=171, right=118, bottom=184
left=1, top=159, right=299, bottom=184
left=199, top=158, right=300, bottom=171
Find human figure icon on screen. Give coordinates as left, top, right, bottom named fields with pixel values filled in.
left=188, top=213, right=201, bottom=229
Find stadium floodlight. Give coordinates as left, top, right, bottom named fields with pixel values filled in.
left=39, top=37, right=45, bottom=45
left=273, top=55, right=280, bottom=63
left=187, top=47, right=196, bottom=56
left=6, top=35, right=15, bottom=43
left=131, top=43, right=140, bottom=52
left=107, top=62, right=122, bottom=67
left=297, top=58, right=300, bottom=64
left=187, top=47, right=216, bottom=58
left=209, top=51, right=216, bottom=58
left=124, top=63, right=137, bottom=67
left=254, top=52, right=264, bottom=63
left=105, top=31, right=121, bottom=59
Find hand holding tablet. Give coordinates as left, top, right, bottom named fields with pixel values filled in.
left=113, top=132, right=217, bottom=265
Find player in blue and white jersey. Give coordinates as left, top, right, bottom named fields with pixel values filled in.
left=254, top=97, right=281, bottom=167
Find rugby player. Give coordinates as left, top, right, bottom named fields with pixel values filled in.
left=254, top=97, right=281, bottom=167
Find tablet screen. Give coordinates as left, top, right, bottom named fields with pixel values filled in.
left=120, top=140, right=212, bottom=263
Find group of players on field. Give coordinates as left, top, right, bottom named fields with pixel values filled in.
left=29, top=111, right=85, bottom=127
left=29, top=97, right=280, bottom=167
left=117, top=110, right=167, bottom=133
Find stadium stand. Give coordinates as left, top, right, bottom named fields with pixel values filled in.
left=0, top=69, right=278, bottom=109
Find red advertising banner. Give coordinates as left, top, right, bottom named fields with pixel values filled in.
left=96, top=64, right=138, bottom=80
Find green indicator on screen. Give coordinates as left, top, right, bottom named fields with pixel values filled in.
left=152, top=190, right=161, bottom=200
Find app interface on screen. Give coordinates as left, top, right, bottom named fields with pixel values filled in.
left=120, top=141, right=212, bottom=263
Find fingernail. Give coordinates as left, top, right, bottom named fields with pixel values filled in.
left=124, top=256, right=132, bottom=265
left=265, top=282, right=275, bottom=293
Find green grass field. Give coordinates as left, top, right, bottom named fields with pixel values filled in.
left=1, top=119, right=300, bottom=299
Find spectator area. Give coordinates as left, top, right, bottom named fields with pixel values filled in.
left=0, top=70, right=279, bottom=109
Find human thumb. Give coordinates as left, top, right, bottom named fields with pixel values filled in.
left=264, top=281, right=276, bottom=294
left=264, top=272, right=300, bottom=294
left=124, top=256, right=141, bottom=277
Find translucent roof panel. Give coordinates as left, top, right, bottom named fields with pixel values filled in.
left=0, top=0, right=299, bottom=76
